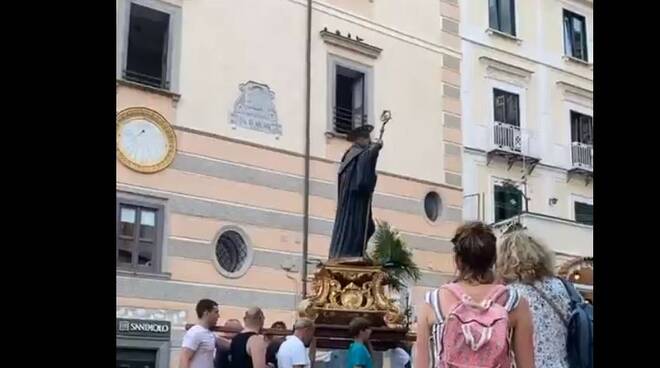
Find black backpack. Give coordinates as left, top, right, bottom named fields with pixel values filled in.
left=558, top=278, right=593, bottom=368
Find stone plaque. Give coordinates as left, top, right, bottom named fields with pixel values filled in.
left=230, top=81, right=283, bottom=137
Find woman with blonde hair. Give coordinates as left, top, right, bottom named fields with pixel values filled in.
left=496, top=230, right=571, bottom=368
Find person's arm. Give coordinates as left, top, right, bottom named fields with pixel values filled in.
left=179, top=330, right=200, bottom=368
left=216, top=336, right=231, bottom=351
left=414, top=303, right=433, bottom=368
left=511, top=297, right=535, bottom=368
left=248, top=334, right=268, bottom=368
left=305, top=337, right=317, bottom=368
left=179, top=348, right=195, bottom=368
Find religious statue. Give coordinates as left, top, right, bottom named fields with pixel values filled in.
left=328, top=112, right=392, bottom=263
left=300, top=112, right=406, bottom=331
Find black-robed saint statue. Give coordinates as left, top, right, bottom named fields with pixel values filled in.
left=328, top=124, right=383, bottom=263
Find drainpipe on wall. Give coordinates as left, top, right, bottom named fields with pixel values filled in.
left=302, top=0, right=312, bottom=299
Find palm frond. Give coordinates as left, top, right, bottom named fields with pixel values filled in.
left=369, top=220, right=421, bottom=291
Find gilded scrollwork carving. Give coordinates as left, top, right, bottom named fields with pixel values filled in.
left=297, top=263, right=404, bottom=327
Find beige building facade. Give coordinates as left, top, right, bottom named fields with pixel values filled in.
left=460, top=0, right=593, bottom=299
left=116, top=1, right=463, bottom=366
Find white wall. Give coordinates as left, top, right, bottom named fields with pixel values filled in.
left=170, top=0, right=457, bottom=183
left=461, top=0, right=593, bottom=224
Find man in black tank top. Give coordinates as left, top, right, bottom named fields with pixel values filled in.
left=215, top=319, right=243, bottom=368
left=230, top=307, right=267, bottom=368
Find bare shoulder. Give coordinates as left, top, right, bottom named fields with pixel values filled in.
left=416, top=300, right=433, bottom=323
left=248, top=334, right=266, bottom=345
left=509, top=295, right=530, bottom=325
left=247, top=334, right=266, bottom=353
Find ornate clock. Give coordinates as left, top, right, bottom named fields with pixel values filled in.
left=116, top=107, right=177, bottom=173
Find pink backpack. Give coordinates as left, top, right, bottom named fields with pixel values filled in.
left=425, top=283, right=518, bottom=368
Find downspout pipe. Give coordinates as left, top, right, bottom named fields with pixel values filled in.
left=302, top=0, right=312, bottom=298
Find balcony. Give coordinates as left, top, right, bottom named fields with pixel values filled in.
left=492, top=212, right=593, bottom=258
left=571, top=142, right=593, bottom=170
left=123, top=69, right=169, bottom=90
left=568, top=142, right=593, bottom=185
left=493, top=121, right=522, bottom=152
left=486, top=122, right=540, bottom=175
left=333, top=106, right=368, bottom=135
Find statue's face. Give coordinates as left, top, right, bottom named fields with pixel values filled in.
left=355, top=136, right=371, bottom=147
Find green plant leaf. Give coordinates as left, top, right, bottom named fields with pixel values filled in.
left=369, top=220, right=421, bottom=292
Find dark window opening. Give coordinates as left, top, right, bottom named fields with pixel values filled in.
left=216, top=231, right=248, bottom=274
left=494, top=184, right=523, bottom=222
left=574, top=202, right=593, bottom=225
left=424, top=192, right=442, bottom=222
left=334, top=65, right=366, bottom=135
left=563, top=10, right=588, bottom=61
left=493, top=89, right=520, bottom=127
left=117, top=348, right=157, bottom=368
left=489, top=0, right=516, bottom=36
left=570, top=111, right=593, bottom=145
left=117, top=201, right=162, bottom=273
left=125, top=3, right=170, bottom=89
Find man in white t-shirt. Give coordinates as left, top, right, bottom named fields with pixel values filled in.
left=276, top=318, right=315, bottom=368
left=180, top=299, right=221, bottom=368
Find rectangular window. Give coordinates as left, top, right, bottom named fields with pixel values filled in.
left=117, top=199, right=163, bottom=273
left=574, top=201, right=593, bottom=225
left=125, top=3, right=171, bottom=89
left=493, top=89, right=520, bottom=126
left=489, top=0, right=516, bottom=36
left=563, top=10, right=588, bottom=61
left=494, top=183, right=523, bottom=222
left=333, top=65, right=367, bottom=135
left=570, top=111, right=593, bottom=145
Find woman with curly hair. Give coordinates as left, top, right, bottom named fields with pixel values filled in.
left=496, top=230, right=571, bottom=368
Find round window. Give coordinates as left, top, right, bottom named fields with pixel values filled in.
left=424, top=191, right=442, bottom=222
left=215, top=230, right=251, bottom=277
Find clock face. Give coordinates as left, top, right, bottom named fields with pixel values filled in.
left=116, top=108, right=176, bottom=173
left=118, top=119, right=168, bottom=166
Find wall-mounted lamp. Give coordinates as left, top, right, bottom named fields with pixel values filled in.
left=549, top=197, right=558, bottom=206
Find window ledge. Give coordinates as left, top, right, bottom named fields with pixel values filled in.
left=116, top=269, right=172, bottom=280
left=485, top=28, right=522, bottom=45
left=324, top=131, right=349, bottom=140
left=116, top=79, right=181, bottom=102
left=562, top=55, right=592, bottom=68
left=320, top=29, right=382, bottom=59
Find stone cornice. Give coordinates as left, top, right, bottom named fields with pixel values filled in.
left=556, top=81, right=593, bottom=101
left=479, top=56, right=534, bottom=80
left=320, top=29, right=382, bottom=59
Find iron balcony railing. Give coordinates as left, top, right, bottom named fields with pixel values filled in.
left=493, top=122, right=522, bottom=153
left=333, top=106, right=368, bottom=135
left=571, top=142, right=593, bottom=170
left=123, top=69, right=169, bottom=90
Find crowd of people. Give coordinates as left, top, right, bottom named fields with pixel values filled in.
left=180, top=300, right=320, bottom=368
left=178, top=222, right=591, bottom=368
left=416, top=222, right=592, bottom=368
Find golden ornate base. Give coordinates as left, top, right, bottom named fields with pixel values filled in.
left=298, top=263, right=403, bottom=327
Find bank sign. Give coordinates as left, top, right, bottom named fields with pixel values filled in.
left=117, top=318, right=171, bottom=340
